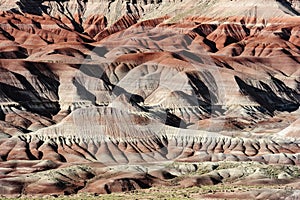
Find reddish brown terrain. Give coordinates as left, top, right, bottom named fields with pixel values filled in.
left=0, top=0, right=299, bottom=199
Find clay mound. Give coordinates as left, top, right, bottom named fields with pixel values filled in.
left=0, top=12, right=93, bottom=47
left=94, top=14, right=139, bottom=41
left=0, top=14, right=297, bottom=127
left=33, top=106, right=164, bottom=139
left=83, top=15, right=107, bottom=38
left=0, top=12, right=297, bottom=136
left=2, top=118, right=300, bottom=165
left=206, top=24, right=250, bottom=50
left=28, top=47, right=89, bottom=63
left=46, top=48, right=87, bottom=58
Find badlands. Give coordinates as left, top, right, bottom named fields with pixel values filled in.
left=0, top=0, right=299, bottom=199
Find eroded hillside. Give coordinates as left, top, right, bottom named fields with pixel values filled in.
left=0, top=0, right=299, bottom=199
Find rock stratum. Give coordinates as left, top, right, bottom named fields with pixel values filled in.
left=0, top=0, right=299, bottom=199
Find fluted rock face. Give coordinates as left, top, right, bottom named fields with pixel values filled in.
left=0, top=0, right=299, bottom=198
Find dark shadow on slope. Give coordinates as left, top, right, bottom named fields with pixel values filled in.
left=270, top=75, right=300, bottom=103
left=16, top=0, right=85, bottom=33
left=224, top=36, right=239, bottom=48
left=24, top=63, right=60, bottom=100
left=235, top=76, right=299, bottom=115
left=276, top=0, right=300, bottom=15
left=83, top=45, right=109, bottom=58
left=193, top=24, right=218, bottom=37
left=16, top=0, right=47, bottom=15
left=203, top=38, right=218, bottom=53
left=274, top=28, right=292, bottom=41
left=54, top=0, right=84, bottom=33
left=0, top=82, right=60, bottom=118
left=0, top=65, right=60, bottom=117
left=77, top=63, right=188, bottom=128
left=72, top=78, right=96, bottom=105
left=0, top=51, right=28, bottom=59
left=177, top=50, right=205, bottom=64
left=164, top=109, right=187, bottom=128
left=186, top=73, right=218, bottom=105
left=0, top=27, right=15, bottom=41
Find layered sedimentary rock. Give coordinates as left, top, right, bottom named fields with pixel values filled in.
left=0, top=0, right=299, bottom=198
